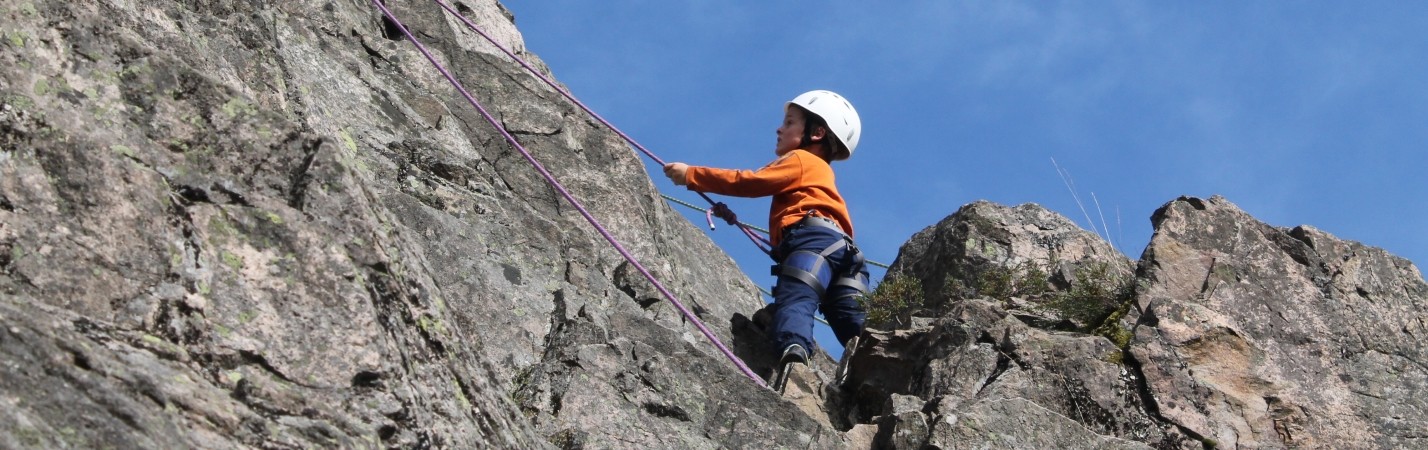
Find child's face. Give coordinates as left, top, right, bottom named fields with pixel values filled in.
left=775, top=107, right=807, bottom=156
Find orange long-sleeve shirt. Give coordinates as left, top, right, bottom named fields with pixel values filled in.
left=684, top=149, right=852, bottom=247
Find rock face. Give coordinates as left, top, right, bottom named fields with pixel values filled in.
left=1126, top=196, right=1428, bottom=448
left=5, top=0, right=1426, bottom=449
left=1, top=0, right=837, bottom=448
left=850, top=197, right=1427, bottom=449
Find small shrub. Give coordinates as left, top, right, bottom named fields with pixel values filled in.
left=941, top=277, right=972, bottom=303
left=973, top=261, right=1051, bottom=301
left=976, top=266, right=1015, bottom=299
left=1090, top=281, right=1139, bottom=365
left=1049, top=262, right=1134, bottom=328
left=859, top=275, right=922, bottom=329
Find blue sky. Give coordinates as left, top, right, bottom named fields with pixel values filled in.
left=501, top=2, right=1428, bottom=352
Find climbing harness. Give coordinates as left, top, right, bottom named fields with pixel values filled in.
left=766, top=216, right=869, bottom=394
left=371, top=1, right=767, bottom=387
left=665, top=195, right=883, bottom=326
left=771, top=215, right=871, bottom=301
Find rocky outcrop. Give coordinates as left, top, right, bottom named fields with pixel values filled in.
left=853, top=202, right=1182, bottom=448
left=846, top=197, right=1427, bottom=449
left=887, top=201, right=1134, bottom=328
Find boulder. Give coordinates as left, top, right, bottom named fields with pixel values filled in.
left=887, top=201, right=1134, bottom=328
left=1126, top=196, right=1428, bottom=448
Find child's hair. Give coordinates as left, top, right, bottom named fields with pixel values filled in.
left=798, top=107, right=847, bottom=162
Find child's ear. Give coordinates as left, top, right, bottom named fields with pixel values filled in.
left=811, top=126, right=828, bottom=141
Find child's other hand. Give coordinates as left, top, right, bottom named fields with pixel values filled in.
left=663, top=163, right=689, bottom=186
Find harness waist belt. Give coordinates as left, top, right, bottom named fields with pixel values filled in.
left=797, top=215, right=846, bottom=236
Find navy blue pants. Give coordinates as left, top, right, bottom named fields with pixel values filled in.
left=770, top=223, right=868, bottom=356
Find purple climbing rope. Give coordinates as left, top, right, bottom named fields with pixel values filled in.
left=430, top=0, right=774, bottom=256
left=370, top=1, right=767, bottom=388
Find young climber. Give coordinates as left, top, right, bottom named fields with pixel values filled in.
left=663, top=90, right=870, bottom=385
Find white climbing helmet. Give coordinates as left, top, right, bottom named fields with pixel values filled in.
left=787, top=90, right=861, bottom=160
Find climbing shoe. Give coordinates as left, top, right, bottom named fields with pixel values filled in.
left=770, top=344, right=807, bottom=394
left=781, top=343, right=808, bottom=365
left=834, top=336, right=859, bottom=386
